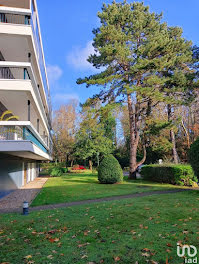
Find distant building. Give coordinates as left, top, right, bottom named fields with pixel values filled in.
left=0, top=0, right=53, bottom=191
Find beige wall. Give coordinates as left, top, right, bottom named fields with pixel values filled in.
left=0, top=0, right=30, bottom=9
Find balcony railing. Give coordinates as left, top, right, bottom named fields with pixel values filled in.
left=0, top=67, right=30, bottom=80
left=0, top=124, right=50, bottom=154
left=0, top=12, right=30, bottom=25
left=0, top=126, right=23, bottom=140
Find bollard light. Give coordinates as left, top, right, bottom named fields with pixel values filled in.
left=23, top=201, right=29, bottom=215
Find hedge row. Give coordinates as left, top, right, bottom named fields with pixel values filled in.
left=189, top=137, right=199, bottom=180
left=141, top=164, right=198, bottom=186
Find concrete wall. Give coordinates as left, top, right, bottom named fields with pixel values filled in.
left=0, top=155, right=23, bottom=191
left=0, top=155, right=39, bottom=190
left=0, top=0, right=30, bottom=9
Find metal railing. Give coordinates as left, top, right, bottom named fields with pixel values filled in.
left=0, top=13, right=30, bottom=25
left=0, top=67, right=30, bottom=80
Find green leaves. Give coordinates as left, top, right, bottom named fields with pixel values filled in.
left=74, top=104, right=115, bottom=162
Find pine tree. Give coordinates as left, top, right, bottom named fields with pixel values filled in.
left=77, top=1, right=193, bottom=178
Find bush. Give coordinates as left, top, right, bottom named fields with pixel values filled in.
left=189, top=138, right=199, bottom=180
left=62, top=167, right=68, bottom=173
left=98, top=155, right=123, bottom=184
left=141, top=164, right=198, bottom=186
left=50, top=167, right=64, bottom=177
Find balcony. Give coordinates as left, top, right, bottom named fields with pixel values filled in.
left=0, top=8, right=52, bottom=125
left=0, top=121, right=52, bottom=158
left=0, top=61, right=49, bottom=130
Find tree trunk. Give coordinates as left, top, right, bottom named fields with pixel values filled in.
left=89, top=160, right=93, bottom=171
left=167, top=104, right=179, bottom=164
left=181, top=119, right=190, bottom=148
left=171, top=129, right=179, bottom=164
left=127, top=94, right=139, bottom=180
left=129, top=146, right=137, bottom=179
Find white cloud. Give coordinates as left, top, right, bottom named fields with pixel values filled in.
left=47, top=65, right=63, bottom=83
left=53, top=93, right=79, bottom=108
left=66, top=41, right=96, bottom=71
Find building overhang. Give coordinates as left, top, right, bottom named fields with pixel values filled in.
left=0, top=140, right=52, bottom=161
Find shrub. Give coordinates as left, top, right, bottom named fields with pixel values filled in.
left=141, top=164, right=198, bottom=186
left=62, top=167, right=68, bottom=173
left=98, top=155, right=123, bottom=184
left=189, top=138, right=199, bottom=180
left=50, top=167, right=64, bottom=177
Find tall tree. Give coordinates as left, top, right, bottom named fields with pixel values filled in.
left=53, top=100, right=78, bottom=165
left=77, top=1, right=193, bottom=178
left=74, top=104, right=114, bottom=169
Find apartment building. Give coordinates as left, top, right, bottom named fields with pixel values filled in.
left=0, top=0, right=53, bottom=192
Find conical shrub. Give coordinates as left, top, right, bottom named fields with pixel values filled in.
left=98, top=155, right=123, bottom=184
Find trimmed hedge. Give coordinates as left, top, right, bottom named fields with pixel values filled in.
left=141, top=164, right=198, bottom=186
left=189, top=138, right=199, bottom=180
left=98, top=155, right=123, bottom=184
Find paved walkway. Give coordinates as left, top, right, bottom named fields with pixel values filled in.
left=29, top=188, right=190, bottom=213
left=0, top=177, right=48, bottom=214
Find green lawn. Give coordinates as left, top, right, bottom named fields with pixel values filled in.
left=0, top=191, right=198, bottom=263
left=31, top=172, right=186, bottom=207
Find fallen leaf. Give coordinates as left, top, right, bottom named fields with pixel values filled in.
left=167, top=243, right=172, bottom=247
left=24, top=255, right=32, bottom=259
left=47, top=255, right=53, bottom=259
left=84, top=231, right=90, bottom=236
left=78, top=242, right=90, bottom=248
left=49, top=238, right=59, bottom=243
left=48, top=229, right=58, bottom=234
left=142, top=248, right=150, bottom=252
left=114, top=256, right=121, bottom=262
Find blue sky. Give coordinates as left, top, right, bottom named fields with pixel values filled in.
left=37, top=0, right=199, bottom=110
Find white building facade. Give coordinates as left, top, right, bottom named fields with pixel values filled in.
left=0, top=0, right=53, bottom=191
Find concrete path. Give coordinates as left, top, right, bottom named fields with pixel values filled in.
left=0, top=177, right=48, bottom=214
left=29, top=189, right=190, bottom=213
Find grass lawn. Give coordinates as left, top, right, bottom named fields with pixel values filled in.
left=31, top=172, right=186, bottom=207
left=0, top=190, right=198, bottom=263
